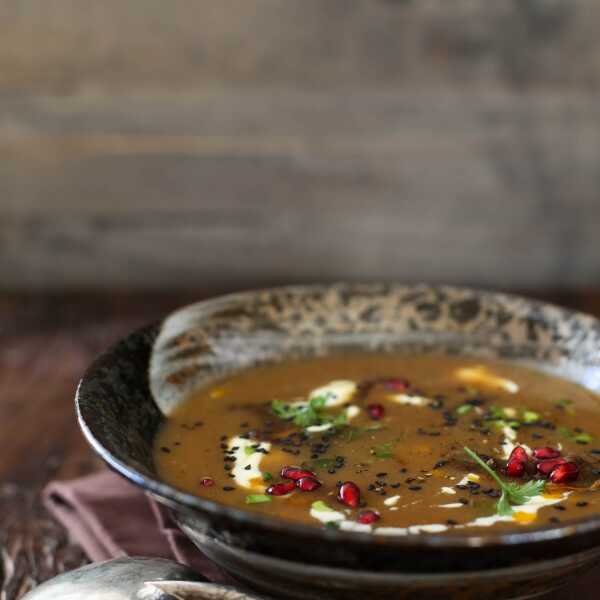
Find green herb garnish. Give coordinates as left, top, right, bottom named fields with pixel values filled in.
left=555, top=398, right=575, bottom=414
left=488, top=405, right=507, bottom=420
left=464, top=446, right=545, bottom=516
left=522, top=410, right=540, bottom=424
left=311, top=500, right=334, bottom=512
left=575, top=433, right=593, bottom=445
left=340, top=424, right=382, bottom=442
left=245, top=494, right=271, bottom=504
left=262, top=472, right=273, bottom=481
left=559, top=426, right=593, bottom=445
left=244, top=446, right=256, bottom=456
left=456, top=404, right=473, bottom=415
left=271, top=396, right=347, bottom=430
left=371, top=441, right=394, bottom=459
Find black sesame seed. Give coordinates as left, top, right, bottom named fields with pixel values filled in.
left=222, top=486, right=235, bottom=491
left=408, top=485, right=422, bottom=491
left=458, top=498, right=469, bottom=505
left=576, top=501, right=589, bottom=507
left=549, top=517, right=561, bottom=524
left=244, top=465, right=251, bottom=471
left=553, top=505, right=566, bottom=511
left=160, top=447, right=171, bottom=453
left=446, top=519, right=458, bottom=526
left=590, top=449, right=600, bottom=456
left=376, top=472, right=388, bottom=477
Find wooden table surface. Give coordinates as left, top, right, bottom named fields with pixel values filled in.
left=2, top=289, right=600, bottom=599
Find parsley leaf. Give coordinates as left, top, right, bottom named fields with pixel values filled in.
left=339, top=424, right=382, bottom=442
left=371, top=441, right=394, bottom=459
left=271, top=396, right=348, bottom=430
left=464, top=446, right=545, bottom=516
left=245, top=494, right=271, bottom=504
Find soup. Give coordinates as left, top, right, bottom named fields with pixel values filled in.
left=154, top=354, right=600, bottom=535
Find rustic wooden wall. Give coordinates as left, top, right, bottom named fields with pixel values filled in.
left=2, top=0, right=600, bottom=290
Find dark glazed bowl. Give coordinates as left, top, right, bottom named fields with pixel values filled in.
left=77, top=284, right=600, bottom=599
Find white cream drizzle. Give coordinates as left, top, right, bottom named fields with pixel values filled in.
left=389, top=394, right=432, bottom=407
left=310, top=505, right=346, bottom=524
left=305, top=404, right=361, bottom=433
left=455, top=366, right=519, bottom=394
left=309, top=380, right=357, bottom=407
left=372, top=491, right=570, bottom=536
left=456, top=473, right=480, bottom=487
left=228, top=436, right=271, bottom=490
left=502, top=425, right=517, bottom=442
left=384, top=495, right=401, bottom=507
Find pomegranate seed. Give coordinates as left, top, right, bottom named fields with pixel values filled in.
left=266, top=481, right=296, bottom=496
left=537, top=457, right=567, bottom=476
left=281, top=466, right=317, bottom=481
left=533, top=447, right=561, bottom=460
left=337, top=481, right=361, bottom=508
left=506, top=446, right=528, bottom=477
left=296, top=477, right=321, bottom=492
left=367, top=403, right=385, bottom=420
left=200, top=478, right=214, bottom=487
left=358, top=510, right=380, bottom=524
left=383, top=378, right=409, bottom=392
left=549, top=462, right=580, bottom=484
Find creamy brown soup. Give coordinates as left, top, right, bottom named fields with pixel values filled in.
left=154, top=354, right=600, bottom=535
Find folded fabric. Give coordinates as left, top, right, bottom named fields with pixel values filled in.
left=43, top=470, right=599, bottom=598
left=42, top=470, right=228, bottom=583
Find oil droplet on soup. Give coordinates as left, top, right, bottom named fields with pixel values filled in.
left=154, top=354, right=600, bottom=535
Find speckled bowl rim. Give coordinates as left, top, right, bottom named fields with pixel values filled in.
left=77, top=283, right=600, bottom=553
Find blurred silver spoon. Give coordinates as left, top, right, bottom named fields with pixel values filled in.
left=22, top=556, right=265, bottom=600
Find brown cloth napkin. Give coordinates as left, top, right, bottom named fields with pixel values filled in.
left=42, top=470, right=228, bottom=583
left=43, top=471, right=598, bottom=598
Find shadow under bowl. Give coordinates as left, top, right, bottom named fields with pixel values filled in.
left=76, top=283, right=600, bottom=599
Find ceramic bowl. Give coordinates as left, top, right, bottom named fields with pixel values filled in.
left=76, top=284, right=600, bottom=599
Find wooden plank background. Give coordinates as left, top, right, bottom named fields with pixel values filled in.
left=1, top=0, right=600, bottom=290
